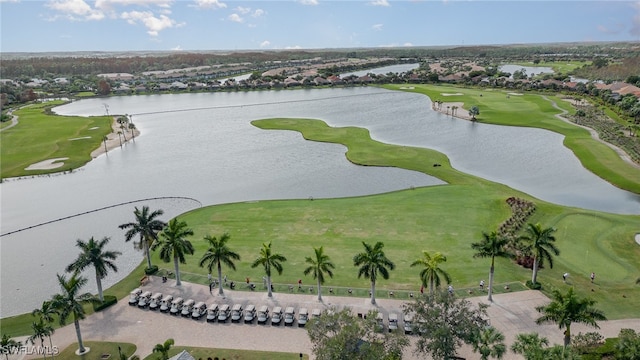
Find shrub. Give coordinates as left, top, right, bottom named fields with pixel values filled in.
left=93, top=295, right=117, bottom=312
left=145, top=265, right=159, bottom=275
left=573, top=332, right=604, bottom=354
left=525, top=280, right=542, bottom=290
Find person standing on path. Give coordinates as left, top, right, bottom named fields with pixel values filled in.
left=590, top=272, right=595, bottom=283
left=563, top=272, right=569, bottom=282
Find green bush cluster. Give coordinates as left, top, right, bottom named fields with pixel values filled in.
left=144, top=265, right=159, bottom=275
left=525, top=280, right=541, bottom=290
left=92, top=295, right=117, bottom=312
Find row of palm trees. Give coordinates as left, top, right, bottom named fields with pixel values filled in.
left=116, top=206, right=564, bottom=306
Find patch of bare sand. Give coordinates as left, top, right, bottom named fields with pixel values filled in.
left=25, top=158, right=69, bottom=170
left=440, top=92, right=463, bottom=96
left=91, top=117, right=140, bottom=158
left=434, top=101, right=473, bottom=120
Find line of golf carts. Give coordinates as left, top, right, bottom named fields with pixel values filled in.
left=128, top=288, right=320, bottom=327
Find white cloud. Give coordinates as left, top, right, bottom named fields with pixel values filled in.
left=403, top=42, right=413, bottom=47
left=235, top=6, right=251, bottom=14
left=369, top=0, right=390, bottom=7
left=260, top=40, right=271, bottom=48
left=228, top=13, right=243, bottom=23
left=372, top=23, right=383, bottom=31
left=252, top=9, right=265, bottom=17
left=285, top=45, right=302, bottom=49
left=171, top=45, right=182, bottom=51
left=121, top=10, right=180, bottom=36
left=192, top=0, right=227, bottom=9
left=299, top=0, right=318, bottom=5
left=46, top=0, right=105, bottom=20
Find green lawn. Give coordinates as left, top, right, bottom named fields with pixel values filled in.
left=149, top=116, right=640, bottom=321
left=0, top=101, right=112, bottom=179
left=143, top=346, right=308, bottom=360
left=56, top=342, right=136, bottom=360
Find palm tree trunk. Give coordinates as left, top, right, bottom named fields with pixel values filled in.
left=174, top=256, right=181, bottom=286
left=316, top=278, right=322, bottom=302
left=429, top=278, right=435, bottom=296
left=74, top=319, right=86, bottom=354
left=95, top=270, right=104, bottom=302
left=40, top=338, right=46, bottom=360
left=563, top=325, right=571, bottom=349
left=217, top=262, right=224, bottom=296
left=144, top=238, right=152, bottom=269
left=488, top=257, right=495, bottom=302
left=370, top=280, right=376, bottom=305
left=531, top=256, right=539, bottom=284
left=267, top=276, right=273, bottom=297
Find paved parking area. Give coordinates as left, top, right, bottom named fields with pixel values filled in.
left=16, top=276, right=640, bottom=360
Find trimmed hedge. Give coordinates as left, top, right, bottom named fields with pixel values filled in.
left=144, top=265, right=159, bottom=275
left=93, top=295, right=117, bottom=312
left=525, top=280, right=542, bottom=290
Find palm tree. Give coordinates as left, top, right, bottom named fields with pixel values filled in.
left=469, top=106, right=480, bottom=120
left=128, top=122, right=136, bottom=141
left=510, top=333, right=550, bottom=360
left=251, top=241, right=287, bottom=297
left=353, top=241, right=395, bottom=305
left=410, top=250, right=451, bottom=296
left=119, top=206, right=166, bottom=270
left=66, top=236, right=121, bottom=302
left=152, top=338, right=174, bottom=360
left=50, top=273, right=99, bottom=355
left=153, top=218, right=194, bottom=286
left=519, top=223, right=560, bottom=284
left=31, top=301, right=58, bottom=353
left=472, top=326, right=506, bottom=360
left=535, top=287, right=606, bottom=349
left=1, top=334, right=22, bottom=360
left=303, top=246, right=335, bottom=301
left=471, top=231, right=512, bottom=302
left=27, top=320, right=53, bottom=360
left=198, top=232, right=240, bottom=296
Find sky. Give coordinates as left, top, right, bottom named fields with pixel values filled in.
left=1, top=0, right=639, bottom=53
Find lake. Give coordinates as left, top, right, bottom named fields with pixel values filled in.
left=1, top=86, right=638, bottom=317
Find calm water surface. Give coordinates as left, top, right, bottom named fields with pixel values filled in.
left=1, top=87, right=638, bottom=317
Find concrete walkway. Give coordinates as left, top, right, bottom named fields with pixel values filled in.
left=16, top=277, right=640, bottom=360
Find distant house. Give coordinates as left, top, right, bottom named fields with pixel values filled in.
left=314, top=76, right=329, bottom=86
left=170, top=81, right=188, bottom=90
left=98, top=73, right=134, bottom=81
left=168, top=350, right=195, bottom=360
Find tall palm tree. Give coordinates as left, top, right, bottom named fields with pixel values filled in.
left=535, top=287, right=606, bottom=349
left=520, top=223, right=560, bottom=284
left=27, top=320, right=53, bottom=360
left=152, top=338, right=174, bottom=360
left=471, top=231, right=512, bottom=302
left=251, top=241, right=287, bottom=298
left=1, top=334, right=22, bottom=360
left=31, top=301, right=58, bottom=353
left=119, top=206, right=166, bottom=270
left=50, top=273, right=99, bottom=355
left=66, top=236, right=121, bottom=302
left=472, top=326, right=507, bottom=360
left=353, top=241, right=395, bottom=305
left=410, top=251, right=451, bottom=296
left=153, top=218, right=194, bottom=286
left=128, top=122, right=136, bottom=141
left=198, top=233, right=240, bottom=296
left=510, top=333, right=550, bottom=360
left=303, top=246, right=335, bottom=301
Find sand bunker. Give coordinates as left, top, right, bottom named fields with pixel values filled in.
left=508, top=92, right=524, bottom=96
left=399, top=86, right=415, bottom=89
left=636, top=233, right=640, bottom=246
left=441, top=92, right=463, bottom=96
left=69, top=136, right=91, bottom=141
left=25, top=158, right=69, bottom=170
left=89, top=127, right=99, bottom=130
